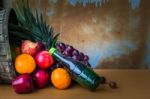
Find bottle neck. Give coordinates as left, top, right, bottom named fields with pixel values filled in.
left=49, top=47, right=75, bottom=70
left=49, top=47, right=56, bottom=54
left=49, top=47, right=69, bottom=64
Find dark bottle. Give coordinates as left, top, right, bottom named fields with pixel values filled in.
left=49, top=48, right=101, bottom=90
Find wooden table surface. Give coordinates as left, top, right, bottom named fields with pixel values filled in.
left=0, top=70, right=150, bottom=99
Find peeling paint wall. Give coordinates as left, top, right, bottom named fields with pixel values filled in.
left=13, top=0, right=150, bottom=69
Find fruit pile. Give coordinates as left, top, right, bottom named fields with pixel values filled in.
left=10, top=0, right=118, bottom=94
left=12, top=40, right=89, bottom=94
left=12, top=40, right=118, bottom=94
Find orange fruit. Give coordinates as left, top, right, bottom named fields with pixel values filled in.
left=51, top=68, right=71, bottom=90
left=15, top=54, right=36, bottom=74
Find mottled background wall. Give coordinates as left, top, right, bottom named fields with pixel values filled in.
left=8, top=0, right=150, bottom=69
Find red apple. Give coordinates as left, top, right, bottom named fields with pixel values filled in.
left=35, top=51, right=54, bottom=69
left=12, top=74, right=34, bottom=94
left=21, top=40, right=45, bottom=56
left=33, top=70, right=49, bottom=89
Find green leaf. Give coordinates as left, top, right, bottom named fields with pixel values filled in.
left=12, top=0, right=60, bottom=49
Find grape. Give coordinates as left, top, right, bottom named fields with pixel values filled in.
left=83, top=61, right=88, bottom=65
left=72, top=50, right=79, bottom=56
left=100, top=76, right=106, bottom=84
left=77, top=55, right=82, bottom=61
left=56, top=46, right=63, bottom=53
left=65, top=45, right=74, bottom=53
left=83, top=55, right=89, bottom=61
left=57, top=42, right=66, bottom=52
left=59, top=43, right=66, bottom=49
left=82, top=61, right=91, bottom=67
left=63, top=50, right=71, bottom=56
left=65, top=44, right=69, bottom=48
left=72, top=55, right=80, bottom=61
left=79, top=52, right=84, bottom=61
left=108, top=81, right=118, bottom=89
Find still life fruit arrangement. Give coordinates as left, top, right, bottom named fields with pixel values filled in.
left=8, top=0, right=118, bottom=94
left=12, top=40, right=73, bottom=93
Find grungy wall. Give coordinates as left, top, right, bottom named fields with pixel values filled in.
left=12, top=0, right=150, bottom=69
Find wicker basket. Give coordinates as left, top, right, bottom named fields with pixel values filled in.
left=0, top=8, right=17, bottom=84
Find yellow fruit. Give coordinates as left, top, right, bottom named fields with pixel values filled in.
left=15, top=54, right=36, bottom=74
left=51, top=68, right=71, bottom=90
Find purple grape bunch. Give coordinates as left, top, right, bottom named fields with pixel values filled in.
left=56, top=42, right=91, bottom=67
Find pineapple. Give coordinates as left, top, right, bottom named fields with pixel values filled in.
left=9, top=0, right=91, bottom=68
left=9, top=0, right=59, bottom=51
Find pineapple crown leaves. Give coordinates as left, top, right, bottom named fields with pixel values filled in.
left=11, top=0, right=60, bottom=49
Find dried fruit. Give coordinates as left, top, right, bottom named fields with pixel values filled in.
left=108, top=81, right=118, bottom=89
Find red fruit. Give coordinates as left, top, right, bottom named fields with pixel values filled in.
left=12, top=74, right=34, bottom=94
left=21, top=40, right=45, bottom=56
left=33, top=70, right=49, bottom=89
left=35, top=51, right=54, bottom=69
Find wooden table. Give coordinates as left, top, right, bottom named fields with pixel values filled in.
left=0, top=70, right=150, bottom=99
